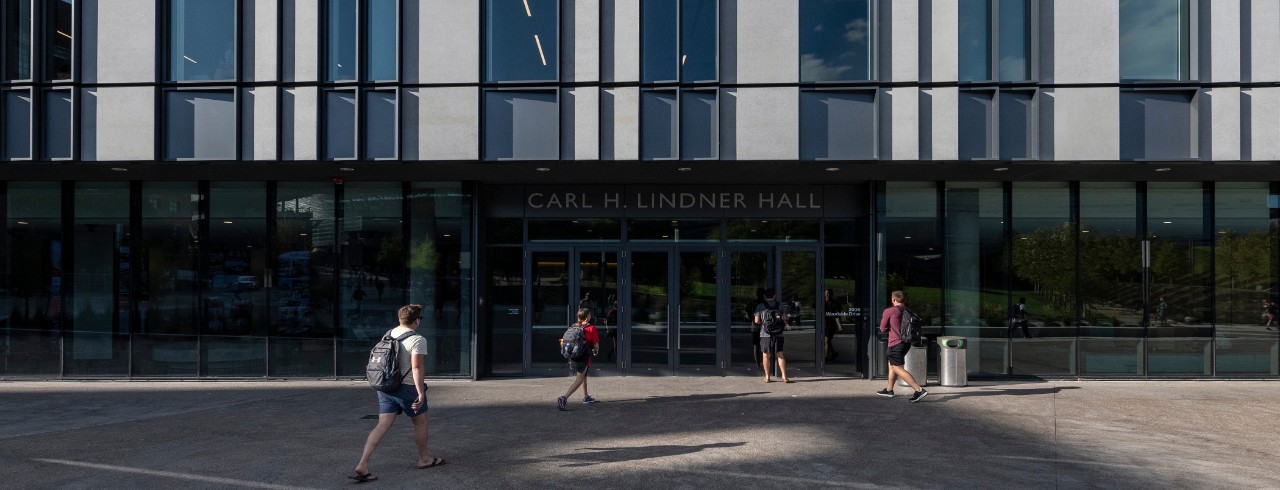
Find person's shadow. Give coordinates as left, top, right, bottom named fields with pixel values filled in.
left=553, top=442, right=747, bottom=467
left=930, top=386, right=1080, bottom=402
left=605, top=392, right=768, bottom=404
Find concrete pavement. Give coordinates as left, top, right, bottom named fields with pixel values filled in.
left=1, top=376, right=1277, bottom=489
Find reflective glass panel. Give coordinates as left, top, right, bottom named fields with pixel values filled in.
left=3, top=90, right=32, bottom=159
left=169, top=0, right=236, bottom=81
left=272, top=183, right=336, bottom=376
left=43, top=89, right=72, bottom=159
left=681, top=0, right=716, bottom=82
left=1120, top=91, right=1195, bottom=160
left=485, top=247, right=523, bottom=374
left=958, top=91, right=994, bottom=160
left=999, top=90, right=1034, bottom=159
left=957, top=0, right=990, bottom=82
left=800, top=0, right=872, bottom=82
left=641, top=90, right=678, bottom=160
left=1147, top=182, right=1211, bottom=375
left=680, top=91, right=716, bottom=159
left=327, top=0, right=357, bottom=81
left=1079, top=183, right=1142, bottom=375
left=1119, top=0, right=1189, bottom=80
left=824, top=244, right=866, bottom=376
left=133, top=182, right=200, bottom=376
left=2, top=182, right=63, bottom=376
left=1011, top=182, right=1075, bottom=375
left=204, top=182, right=268, bottom=376
left=325, top=90, right=357, bottom=159
left=527, top=219, right=621, bottom=241
left=483, top=90, right=558, bottom=160
left=409, top=182, right=472, bottom=376
left=800, top=91, right=875, bottom=160
left=998, top=0, right=1030, bottom=81
left=165, top=90, right=237, bottom=160
left=944, top=183, right=1006, bottom=374
left=366, top=0, right=397, bottom=81
left=878, top=182, right=941, bottom=378
left=45, top=0, right=73, bottom=80
left=363, top=90, right=396, bottom=159
left=641, top=0, right=678, bottom=82
left=4, top=0, right=31, bottom=80
left=726, top=220, right=819, bottom=242
left=338, top=183, right=404, bottom=376
left=628, top=220, right=719, bottom=241
left=1214, top=183, right=1278, bottom=375
left=486, top=0, right=558, bottom=82
left=66, top=182, right=130, bottom=376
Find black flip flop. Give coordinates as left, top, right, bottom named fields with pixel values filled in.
left=348, top=472, right=378, bottom=483
left=417, top=457, right=446, bottom=469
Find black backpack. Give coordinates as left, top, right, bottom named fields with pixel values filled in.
left=761, top=301, right=785, bottom=336
left=366, top=330, right=417, bottom=392
left=898, top=307, right=922, bottom=345
left=561, top=325, right=588, bottom=360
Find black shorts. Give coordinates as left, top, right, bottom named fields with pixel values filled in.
left=887, top=342, right=910, bottom=366
left=568, top=357, right=590, bottom=373
left=761, top=336, right=784, bottom=354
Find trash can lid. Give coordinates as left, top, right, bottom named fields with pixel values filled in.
left=937, top=336, right=967, bottom=349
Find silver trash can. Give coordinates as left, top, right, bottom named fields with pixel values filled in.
left=897, top=342, right=928, bottom=387
left=938, top=336, right=968, bottom=387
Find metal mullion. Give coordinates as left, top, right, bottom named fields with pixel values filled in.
left=196, top=180, right=210, bottom=376
left=990, top=0, right=999, bottom=82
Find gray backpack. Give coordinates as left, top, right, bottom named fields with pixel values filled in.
left=366, top=330, right=416, bottom=392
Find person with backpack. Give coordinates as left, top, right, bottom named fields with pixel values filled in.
left=755, top=289, right=791, bottom=383
left=877, top=290, right=928, bottom=402
left=1008, top=297, right=1031, bottom=338
left=350, top=304, right=444, bottom=483
left=557, top=307, right=601, bottom=411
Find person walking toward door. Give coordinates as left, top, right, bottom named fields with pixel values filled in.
left=877, top=290, right=928, bottom=402
left=557, top=307, right=601, bottom=410
left=755, top=289, right=791, bottom=383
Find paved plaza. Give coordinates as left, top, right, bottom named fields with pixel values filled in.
left=1, top=376, right=1277, bottom=489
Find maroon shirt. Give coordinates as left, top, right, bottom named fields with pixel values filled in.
left=879, top=306, right=904, bottom=347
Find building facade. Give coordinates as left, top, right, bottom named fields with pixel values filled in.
left=1, top=0, right=1277, bottom=380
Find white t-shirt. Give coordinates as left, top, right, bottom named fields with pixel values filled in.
left=388, top=326, right=426, bottom=381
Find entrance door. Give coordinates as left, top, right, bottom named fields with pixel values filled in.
left=528, top=249, right=620, bottom=375
left=629, top=251, right=671, bottom=374
left=727, top=250, right=771, bottom=375
left=779, top=249, right=820, bottom=377
left=676, top=250, right=719, bottom=374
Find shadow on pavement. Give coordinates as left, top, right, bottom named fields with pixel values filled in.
left=927, top=385, right=1081, bottom=402
left=547, top=442, right=748, bottom=467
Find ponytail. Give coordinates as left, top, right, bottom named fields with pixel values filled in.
left=576, top=307, right=593, bottom=326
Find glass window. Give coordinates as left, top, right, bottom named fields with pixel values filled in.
left=877, top=182, right=941, bottom=377
left=3, top=89, right=32, bottom=160
left=2, top=182, right=63, bottom=376
left=726, top=220, right=819, bottom=241
left=484, top=246, right=523, bottom=374
left=800, top=0, right=872, bottom=82
left=1079, top=182, right=1142, bottom=375
left=66, top=182, right=130, bottom=376
left=800, top=91, right=876, bottom=160
left=43, top=89, right=72, bottom=159
left=409, top=182, right=473, bottom=376
left=1214, top=183, right=1278, bottom=375
left=1120, top=91, right=1195, bottom=160
left=338, top=183, right=405, bottom=376
left=363, top=90, right=397, bottom=159
left=957, top=0, right=990, bottom=82
left=325, top=90, right=357, bottom=159
left=134, top=182, right=200, bottom=376
left=483, top=90, right=558, bottom=160
left=1120, top=0, right=1190, bottom=81
left=1147, top=182, right=1212, bottom=375
left=165, top=90, right=237, bottom=160
left=642, top=0, right=717, bottom=83
left=641, top=90, right=678, bottom=159
left=367, top=0, right=397, bottom=81
left=680, top=90, right=716, bottom=159
left=4, top=0, right=31, bottom=80
left=486, top=0, right=558, bottom=82
left=272, top=183, right=337, bottom=376
left=998, top=0, right=1030, bottom=81
left=327, top=0, right=357, bottom=81
left=999, top=90, right=1035, bottom=159
left=204, top=182, right=268, bottom=377
left=959, top=0, right=1031, bottom=82
left=528, top=219, right=621, bottom=241
left=628, top=219, right=719, bottom=241
left=944, top=183, right=1006, bottom=375
left=169, top=0, right=236, bottom=81
left=1011, top=182, right=1075, bottom=375
left=958, top=90, right=994, bottom=160
left=44, top=0, right=73, bottom=81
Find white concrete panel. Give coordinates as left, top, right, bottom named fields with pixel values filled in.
left=561, top=87, right=600, bottom=160
left=1247, top=0, right=1280, bottom=82
left=1048, top=87, right=1119, bottom=161
left=1204, top=0, right=1240, bottom=82
left=1048, top=0, right=1118, bottom=84
left=921, top=0, right=957, bottom=83
left=243, top=88, right=278, bottom=160
left=1201, top=87, right=1240, bottom=160
left=80, top=87, right=154, bottom=161
left=416, top=87, right=479, bottom=161
left=730, top=88, right=797, bottom=160
left=601, top=87, right=639, bottom=160
left=603, top=0, right=640, bottom=83
left=563, top=0, right=600, bottom=82
left=283, top=87, right=317, bottom=160
left=245, top=0, right=279, bottom=82
left=1243, top=87, right=1280, bottom=160
left=880, top=86, right=919, bottom=160
left=881, top=0, right=919, bottom=82
left=415, top=0, right=479, bottom=84
left=731, top=0, right=798, bottom=84
left=82, top=0, right=156, bottom=83
left=922, top=87, right=957, bottom=160
left=284, top=0, right=319, bottom=82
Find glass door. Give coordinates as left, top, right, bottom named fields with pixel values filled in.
left=727, top=250, right=771, bottom=375
left=629, top=251, right=672, bottom=374
left=529, top=251, right=571, bottom=373
left=780, top=249, right=820, bottom=377
left=677, top=250, right=719, bottom=374
left=576, top=250, right=621, bottom=374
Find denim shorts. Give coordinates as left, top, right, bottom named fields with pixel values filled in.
left=377, top=382, right=428, bottom=416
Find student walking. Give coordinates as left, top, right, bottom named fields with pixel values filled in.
left=350, top=304, right=444, bottom=483
left=755, top=288, right=791, bottom=383
left=877, top=290, right=928, bottom=402
left=1008, top=297, right=1031, bottom=338
left=557, top=307, right=601, bottom=410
